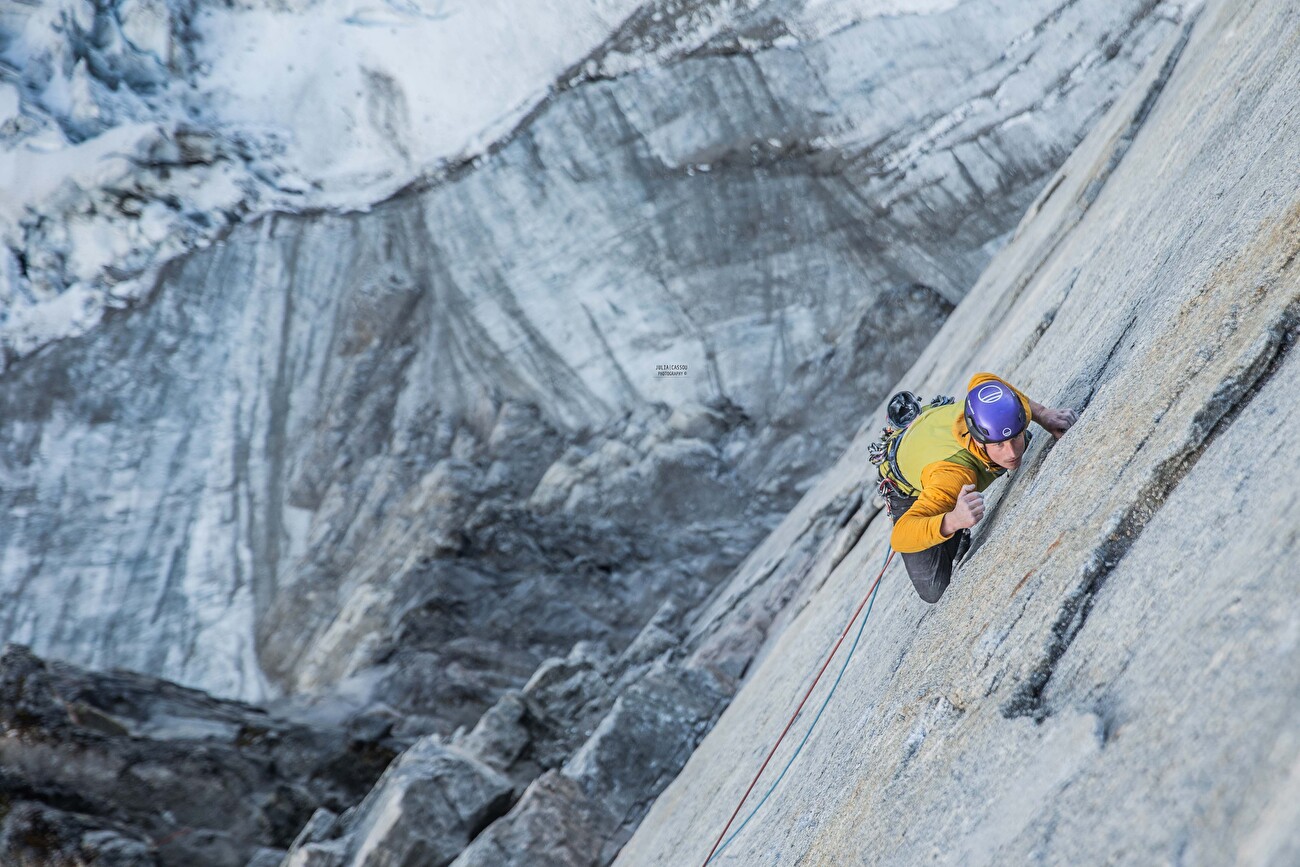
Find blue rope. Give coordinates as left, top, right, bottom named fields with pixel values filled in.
left=706, top=548, right=891, bottom=863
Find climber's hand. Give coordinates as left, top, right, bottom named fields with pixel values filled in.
left=943, top=484, right=985, bottom=535
left=1037, top=406, right=1079, bottom=440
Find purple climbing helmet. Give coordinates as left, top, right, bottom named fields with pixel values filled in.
left=964, top=380, right=1027, bottom=444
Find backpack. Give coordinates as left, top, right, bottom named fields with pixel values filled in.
left=869, top=392, right=956, bottom=502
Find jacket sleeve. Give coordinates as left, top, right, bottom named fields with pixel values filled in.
left=890, top=462, right=979, bottom=553
left=967, top=371, right=1033, bottom=422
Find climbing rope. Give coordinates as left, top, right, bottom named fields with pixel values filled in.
left=701, top=547, right=896, bottom=865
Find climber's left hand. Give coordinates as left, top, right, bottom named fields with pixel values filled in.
left=1037, top=406, right=1079, bottom=440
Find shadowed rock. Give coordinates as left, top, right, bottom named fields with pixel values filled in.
left=280, top=739, right=512, bottom=867
left=0, top=644, right=395, bottom=867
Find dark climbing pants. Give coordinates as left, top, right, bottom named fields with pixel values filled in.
left=885, top=491, right=970, bottom=604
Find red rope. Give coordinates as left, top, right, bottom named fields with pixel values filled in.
left=700, top=550, right=895, bottom=866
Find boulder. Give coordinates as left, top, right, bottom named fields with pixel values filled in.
left=303, top=738, right=514, bottom=867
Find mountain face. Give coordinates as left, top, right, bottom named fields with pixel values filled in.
left=619, top=0, right=1300, bottom=863
left=0, top=0, right=1258, bottom=865
left=0, top=0, right=1179, bottom=712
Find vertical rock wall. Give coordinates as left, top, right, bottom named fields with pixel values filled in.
left=618, top=1, right=1300, bottom=862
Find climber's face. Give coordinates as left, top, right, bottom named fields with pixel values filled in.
left=985, top=432, right=1027, bottom=469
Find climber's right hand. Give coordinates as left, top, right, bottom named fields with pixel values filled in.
left=944, top=484, right=985, bottom=533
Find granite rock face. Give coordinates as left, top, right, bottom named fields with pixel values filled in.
left=619, top=1, right=1300, bottom=863
left=449, top=771, right=616, bottom=867
left=0, top=1, right=1219, bottom=865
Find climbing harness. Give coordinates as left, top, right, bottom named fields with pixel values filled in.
left=700, top=547, right=897, bottom=865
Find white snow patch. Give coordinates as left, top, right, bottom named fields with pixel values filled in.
left=1, top=282, right=107, bottom=357
left=0, top=83, right=20, bottom=125
left=0, top=0, right=642, bottom=364
left=0, top=123, right=160, bottom=228
left=190, top=0, right=643, bottom=209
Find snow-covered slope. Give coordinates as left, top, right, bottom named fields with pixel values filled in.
left=1, top=0, right=639, bottom=356
left=619, top=1, right=1300, bottom=862
left=189, top=0, right=645, bottom=201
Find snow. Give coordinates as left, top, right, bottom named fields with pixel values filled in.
left=0, top=0, right=641, bottom=361
left=0, top=123, right=159, bottom=228
left=0, top=84, right=20, bottom=125
left=190, top=0, right=642, bottom=208
left=1, top=281, right=107, bottom=357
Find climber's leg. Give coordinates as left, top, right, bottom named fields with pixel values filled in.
left=885, top=491, right=967, bottom=603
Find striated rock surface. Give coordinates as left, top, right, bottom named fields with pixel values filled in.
left=618, top=0, right=1300, bottom=863
left=0, top=0, right=1182, bottom=719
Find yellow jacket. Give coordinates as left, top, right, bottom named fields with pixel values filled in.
left=889, top=373, right=1032, bottom=553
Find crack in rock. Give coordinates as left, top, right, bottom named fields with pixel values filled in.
left=1003, top=306, right=1299, bottom=721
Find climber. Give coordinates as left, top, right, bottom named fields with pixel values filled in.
left=873, top=373, right=1078, bottom=603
